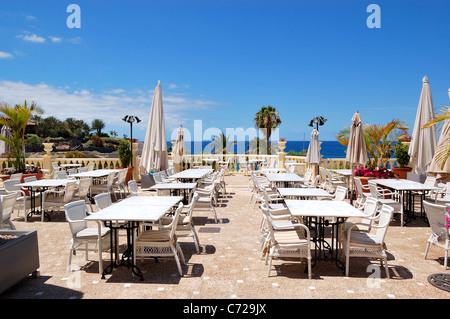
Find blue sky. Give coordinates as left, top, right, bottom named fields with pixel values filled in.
left=0, top=0, right=449, bottom=143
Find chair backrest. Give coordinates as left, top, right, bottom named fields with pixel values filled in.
left=360, top=196, right=379, bottom=225
left=334, top=186, right=347, bottom=201
left=78, top=167, right=87, bottom=173
left=4, top=179, right=21, bottom=193
left=153, top=172, right=163, bottom=183
left=127, top=180, right=141, bottom=196
left=118, top=168, right=127, bottom=184
left=444, top=183, right=450, bottom=200
left=368, top=182, right=381, bottom=199
left=94, top=192, right=112, bottom=210
left=106, top=172, right=117, bottom=187
left=374, top=204, right=394, bottom=242
left=354, top=177, right=364, bottom=195
left=23, top=176, right=37, bottom=183
left=423, top=201, right=449, bottom=240
left=77, top=178, right=92, bottom=197
left=1, top=193, right=18, bottom=223
left=64, top=181, right=78, bottom=202
left=64, top=200, right=89, bottom=235
left=67, top=168, right=77, bottom=175
left=52, top=162, right=60, bottom=169
left=57, top=170, right=68, bottom=179
left=86, top=162, right=95, bottom=171
left=10, top=173, right=22, bottom=180
left=303, top=171, right=312, bottom=183
left=424, top=176, right=437, bottom=187
left=308, top=175, right=320, bottom=188
left=168, top=203, right=184, bottom=239
left=184, top=192, right=199, bottom=223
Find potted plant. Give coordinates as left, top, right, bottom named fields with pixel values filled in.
left=0, top=230, right=40, bottom=294
left=118, top=140, right=133, bottom=182
left=392, top=141, right=412, bottom=179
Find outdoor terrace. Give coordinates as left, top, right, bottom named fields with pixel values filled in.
left=0, top=173, right=448, bottom=301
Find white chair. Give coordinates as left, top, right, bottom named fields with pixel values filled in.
left=134, top=203, right=186, bottom=276
left=73, top=178, right=93, bottom=211
left=64, top=200, right=111, bottom=274
left=23, top=176, right=37, bottom=183
left=423, top=201, right=450, bottom=270
left=3, top=179, right=37, bottom=222
left=0, top=193, right=19, bottom=230
left=112, top=168, right=128, bottom=198
left=10, top=173, right=22, bottom=181
left=42, top=181, right=78, bottom=221
left=56, top=170, right=68, bottom=179
left=427, top=182, right=450, bottom=205
left=195, top=182, right=219, bottom=223
left=332, top=186, right=347, bottom=201
left=78, top=167, right=87, bottom=173
left=127, top=180, right=156, bottom=196
left=343, top=204, right=394, bottom=278
left=238, top=158, right=250, bottom=176
left=90, top=172, right=117, bottom=200
left=67, top=168, right=78, bottom=175
left=264, top=203, right=312, bottom=279
left=354, top=177, right=370, bottom=204
left=93, top=193, right=112, bottom=210
left=161, top=193, right=201, bottom=254
left=368, top=182, right=403, bottom=226
left=86, top=162, right=95, bottom=171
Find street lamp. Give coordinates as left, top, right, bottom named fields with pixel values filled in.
left=308, top=116, right=327, bottom=131
left=122, top=115, right=141, bottom=167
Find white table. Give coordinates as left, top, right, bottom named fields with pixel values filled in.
left=370, top=179, right=442, bottom=225
left=18, top=178, right=76, bottom=220
left=277, top=187, right=333, bottom=199
left=85, top=196, right=183, bottom=280
left=69, top=169, right=118, bottom=179
left=171, top=168, right=213, bottom=182
left=285, top=199, right=366, bottom=269
left=149, top=183, right=197, bottom=203
left=258, top=168, right=287, bottom=173
left=329, top=169, right=354, bottom=202
left=265, top=173, right=305, bottom=187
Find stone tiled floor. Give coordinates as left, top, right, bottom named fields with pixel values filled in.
left=1, top=174, right=449, bottom=300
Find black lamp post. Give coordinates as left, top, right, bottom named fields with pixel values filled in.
left=122, top=115, right=141, bottom=167
left=308, top=116, right=327, bottom=131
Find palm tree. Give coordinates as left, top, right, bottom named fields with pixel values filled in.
left=254, top=105, right=282, bottom=155
left=206, top=131, right=236, bottom=157
left=422, top=105, right=450, bottom=170
left=0, top=100, right=44, bottom=170
left=91, top=118, right=105, bottom=136
left=336, top=119, right=409, bottom=168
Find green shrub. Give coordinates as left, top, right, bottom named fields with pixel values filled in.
left=118, top=140, right=132, bottom=168
left=395, top=141, right=410, bottom=168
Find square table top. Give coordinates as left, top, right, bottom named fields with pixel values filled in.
left=265, top=173, right=305, bottom=183
left=329, top=169, right=353, bottom=176
left=278, top=187, right=333, bottom=198
left=171, top=168, right=213, bottom=179
left=285, top=200, right=366, bottom=218
left=69, top=169, right=119, bottom=178
left=369, top=179, right=442, bottom=191
left=18, top=178, right=75, bottom=188
left=149, top=183, right=197, bottom=190
left=85, top=196, right=183, bottom=222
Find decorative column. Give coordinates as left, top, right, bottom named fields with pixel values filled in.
left=42, top=143, right=55, bottom=178
left=277, top=138, right=287, bottom=168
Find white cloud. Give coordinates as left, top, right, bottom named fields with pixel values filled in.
left=0, top=51, right=13, bottom=59
left=26, top=16, right=37, bottom=20
left=18, top=33, right=46, bottom=43
left=67, top=37, right=83, bottom=44
left=49, top=36, right=62, bottom=43
left=0, top=80, right=220, bottom=140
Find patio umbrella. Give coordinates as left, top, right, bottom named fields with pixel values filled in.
left=305, top=128, right=320, bottom=175
left=140, top=81, right=169, bottom=173
left=408, top=75, right=437, bottom=174
left=428, top=88, right=450, bottom=179
left=172, top=125, right=184, bottom=171
left=345, top=111, right=368, bottom=167
left=0, top=126, right=11, bottom=154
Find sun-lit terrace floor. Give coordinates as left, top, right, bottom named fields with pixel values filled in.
left=1, top=174, right=449, bottom=300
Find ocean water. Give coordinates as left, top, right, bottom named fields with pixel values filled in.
left=169, top=140, right=347, bottom=159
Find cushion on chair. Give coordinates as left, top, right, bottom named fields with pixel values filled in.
left=137, top=229, right=171, bottom=242
left=273, top=230, right=307, bottom=244
left=346, top=231, right=382, bottom=246
left=76, top=227, right=109, bottom=238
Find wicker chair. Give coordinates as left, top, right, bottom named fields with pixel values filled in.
left=343, top=204, right=394, bottom=277
left=423, top=201, right=450, bottom=270
left=0, top=193, right=19, bottom=230
left=264, top=202, right=312, bottom=279
left=134, top=203, right=186, bottom=276
left=64, top=200, right=111, bottom=273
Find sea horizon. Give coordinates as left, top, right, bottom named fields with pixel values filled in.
left=167, top=140, right=347, bottom=158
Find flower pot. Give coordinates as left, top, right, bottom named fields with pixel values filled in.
left=392, top=167, right=412, bottom=179
left=0, top=230, right=40, bottom=294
